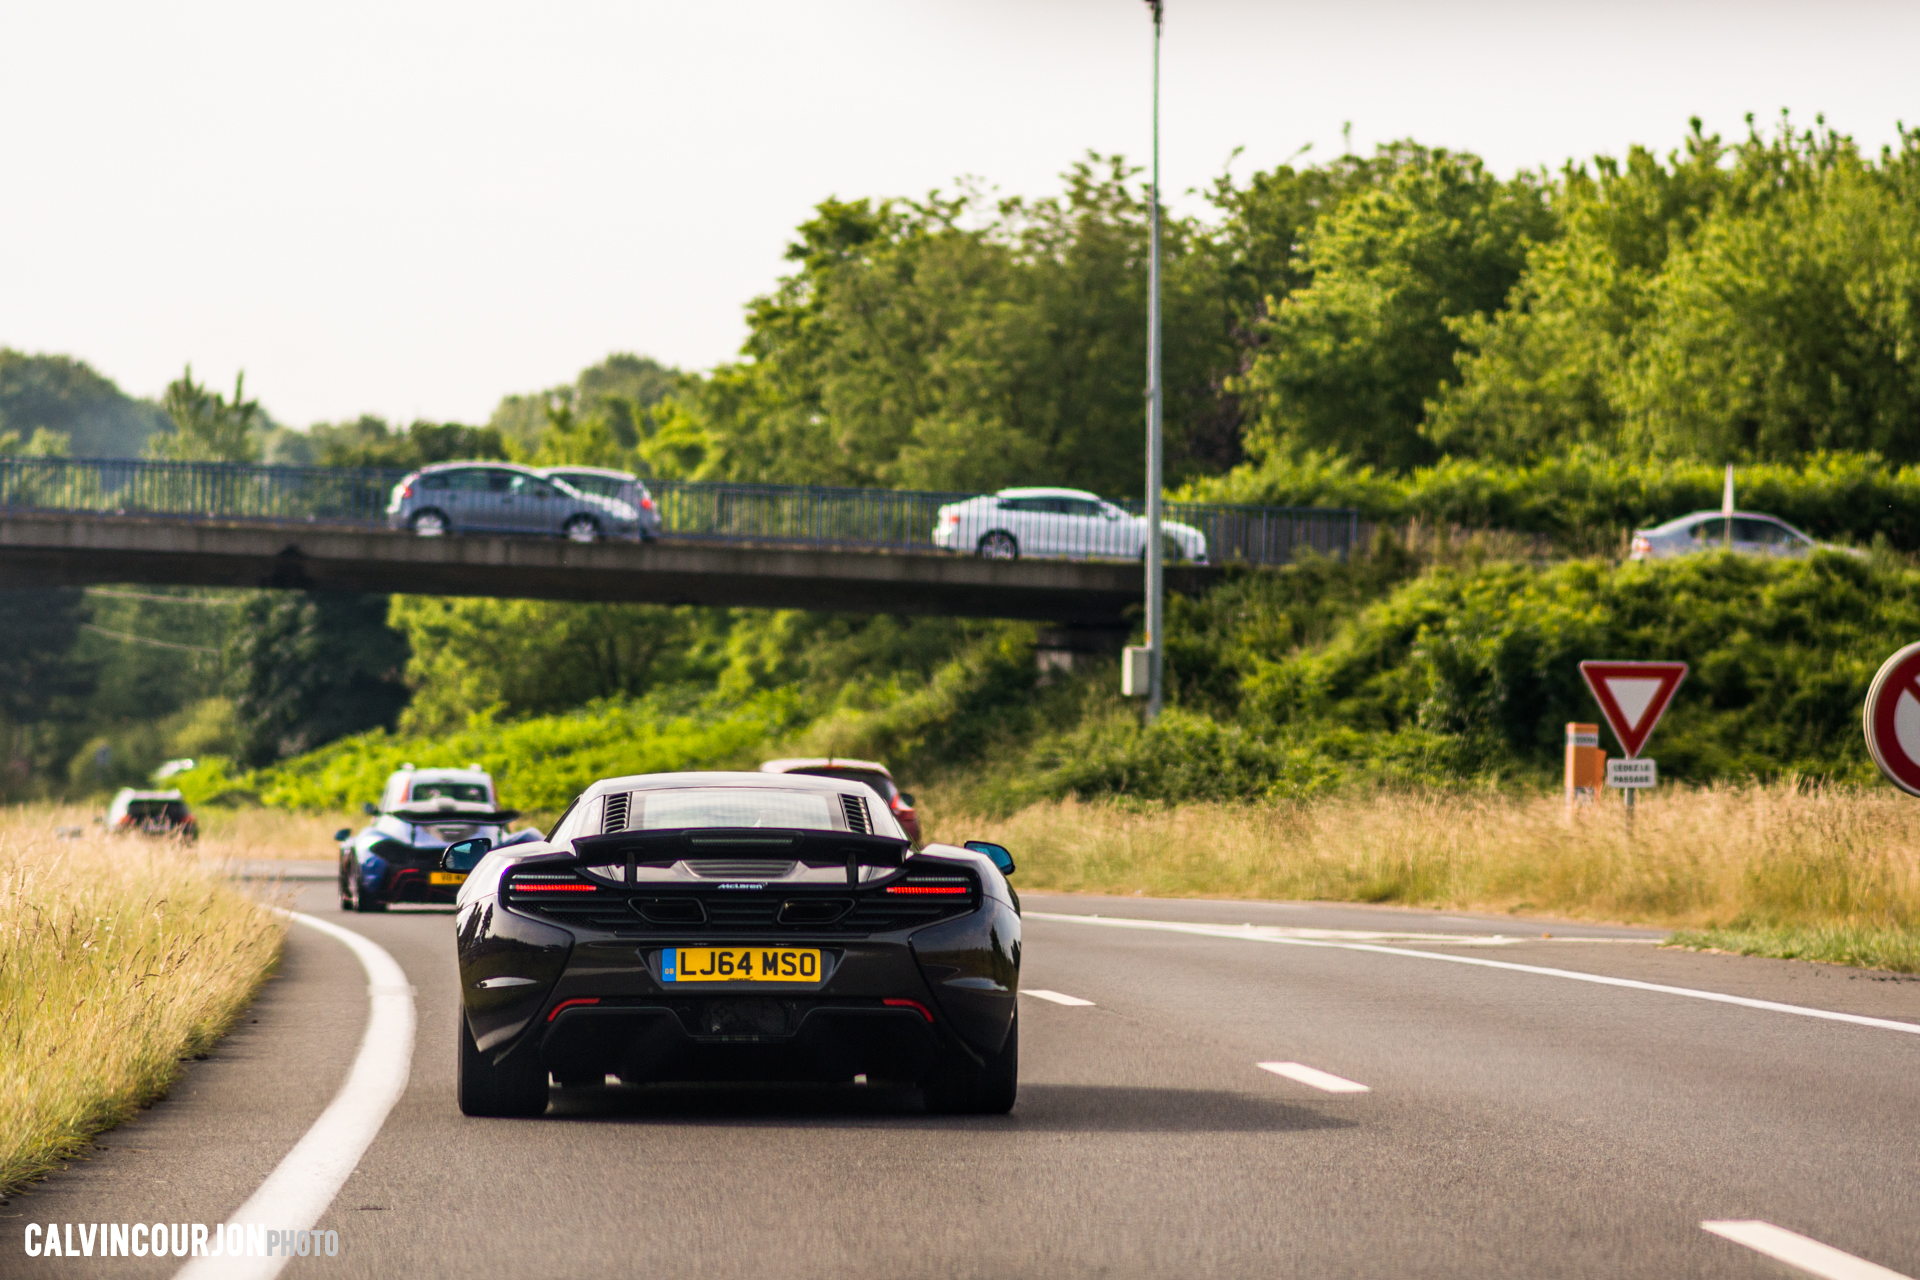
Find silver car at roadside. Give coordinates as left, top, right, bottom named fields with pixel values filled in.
left=1628, top=510, right=1846, bottom=561
left=387, top=462, right=640, bottom=543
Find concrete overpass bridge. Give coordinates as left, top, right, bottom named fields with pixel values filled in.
left=0, top=456, right=1359, bottom=630
left=0, top=510, right=1221, bottom=629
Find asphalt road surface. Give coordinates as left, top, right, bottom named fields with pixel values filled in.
left=8, top=874, right=1920, bottom=1280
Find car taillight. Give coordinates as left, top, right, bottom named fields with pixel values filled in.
left=399, top=483, right=413, bottom=499
left=508, top=874, right=598, bottom=893
left=943, top=512, right=959, bottom=527
left=640, top=496, right=655, bottom=511
left=1630, top=536, right=1651, bottom=557
left=891, top=795, right=913, bottom=814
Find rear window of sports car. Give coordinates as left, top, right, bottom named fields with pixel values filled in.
left=410, top=782, right=490, bottom=804
left=635, top=788, right=838, bottom=831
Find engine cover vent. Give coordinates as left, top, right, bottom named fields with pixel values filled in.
left=603, top=792, right=630, bottom=834
left=840, top=793, right=871, bottom=834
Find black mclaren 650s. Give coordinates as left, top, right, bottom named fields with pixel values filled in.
left=445, top=771, right=1021, bottom=1117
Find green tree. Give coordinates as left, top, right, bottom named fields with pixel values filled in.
left=1621, top=121, right=1920, bottom=461
left=226, top=592, right=410, bottom=765
left=1427, top=122, right=1734, bottom=461
left=388, top=596, right=726, bottom=733
left=1237, top=146, right=1558, bottom=471
left=303, top=415, right=508, bottom=469
left=691, top=156, right=1238, bottom=496
left=0, top=350, right=169, bottom=457
left=150, top=365, right=262, bottom=462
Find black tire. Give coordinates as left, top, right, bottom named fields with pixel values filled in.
left=409, top=509, right=450, bottom=537
left=458, top=1014, right=550, bottom=1117
left=563, top=515, right=601, bottom=544
left=922, top=1011, right=1018, bottom=1115
left=977, top=531, right=1020, bottom=561
left=346, top=863, right=387, bottom=913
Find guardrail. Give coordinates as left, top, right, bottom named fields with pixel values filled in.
left=0, top=456, right=1359, bottom=566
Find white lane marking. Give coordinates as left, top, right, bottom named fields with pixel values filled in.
left=1023, top=989, right=1096, bottom=1006
left=1257, top=1061, right=1371, bottom=1093
left=1702, top=1220, right=1914, bottom=1280
left=176, top=911, right=416, bottom=1280
left=1027, top=913, right=1920, bottom=1037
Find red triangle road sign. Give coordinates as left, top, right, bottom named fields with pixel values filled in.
left=1579, top=661, right=1688, bottom=759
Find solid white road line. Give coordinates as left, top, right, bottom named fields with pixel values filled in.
left=1257, top=1061, right=1371, bottom=1093
left=1702, top=1220, right=1914, bottom=1280
left=1027, top=912, right=1920, bottom=1037
left=176, top=911, right=416, bottom=1280
left=1023, top=989, right=1095, bottom=1006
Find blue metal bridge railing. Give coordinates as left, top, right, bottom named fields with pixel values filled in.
left=0, top=456, right=1360, bottom=567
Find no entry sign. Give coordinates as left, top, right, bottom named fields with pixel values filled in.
left=1863, top=642, right=1920, bottom=796
left=1578, top=661, right=1688, bottom=758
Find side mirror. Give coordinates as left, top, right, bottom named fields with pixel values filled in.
left=334, top=828, right=352, bottom=842
left=442, top=837, right=492, bottom=873
left=363, top=801, right=379, bottom=817
left=964, top=840, right=1015, bottom=876
left=895, top=793, right=916, bottom=809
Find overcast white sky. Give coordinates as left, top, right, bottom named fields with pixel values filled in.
left=2, top=0, right=1915, bottom=428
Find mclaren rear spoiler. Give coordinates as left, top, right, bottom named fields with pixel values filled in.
left=569, top=827, right=910, bottom=885
left=391, top=808, right=522, bottom=824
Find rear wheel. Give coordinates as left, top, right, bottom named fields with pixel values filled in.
left=976, top=531, right=1019, bottom=561
left=458, top=1015, right=550, bottom=1117
left=922, top=1012, right=1017, bottom=1115
left=409, top=509, right=449, bottom=537
left=346, top=864, right=386, bottom=913
left=563, top=515, right=601, bottom=544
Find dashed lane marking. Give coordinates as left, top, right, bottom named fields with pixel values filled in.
left=1023, top=989, right=1096, bottom=1006
left=1257, top=1061, right=1371, bottom=1093
left=1702, top=1220, right=1913, bottom=1280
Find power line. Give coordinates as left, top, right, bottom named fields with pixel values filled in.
left=80, top=624, right=220, bottom=655
left=83, top=588, right=240, bottom=607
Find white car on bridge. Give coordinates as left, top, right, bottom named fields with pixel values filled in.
left=932, top=487, right=1208, bottom=563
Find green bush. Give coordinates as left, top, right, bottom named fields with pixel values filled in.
left=1185, top=450, right=1920, bottom=552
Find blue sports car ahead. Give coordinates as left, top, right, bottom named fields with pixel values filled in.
left=337, top=764, right=543, bottom=912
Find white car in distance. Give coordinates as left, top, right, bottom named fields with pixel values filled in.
left=933, top=487, right=1209, bottom=563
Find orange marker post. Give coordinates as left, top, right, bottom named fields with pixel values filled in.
left=1565, top=723, right=1605, bottom=812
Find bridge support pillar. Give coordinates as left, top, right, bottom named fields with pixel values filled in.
left=1034, top=625, right=1129, bottom=681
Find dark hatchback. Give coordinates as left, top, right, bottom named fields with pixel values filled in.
left=449, top=772, right=1020, bottom=1118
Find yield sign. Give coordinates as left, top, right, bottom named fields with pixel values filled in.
left=1579, top=661, right=1688, bottom=758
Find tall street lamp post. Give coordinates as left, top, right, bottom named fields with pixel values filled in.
left=1143, top=0, right=1165, bottom=721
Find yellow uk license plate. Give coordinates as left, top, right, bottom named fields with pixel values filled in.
left=664, top=947, right=822, bottom=984
left=429, top=871, right=467, bottom=886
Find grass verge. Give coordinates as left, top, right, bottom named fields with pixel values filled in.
left=1666, top=924, right=1920, bottom=974
left=924, top=781, right=1920, bottom=970
left=0, top=806, right=286, bottom=1197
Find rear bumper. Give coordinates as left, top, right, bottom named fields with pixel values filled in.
left=541, top=999, right=943, bottom=1084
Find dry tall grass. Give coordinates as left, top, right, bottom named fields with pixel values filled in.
left=927, top=782, right=1920, bottom=969
left=193, top=805, right=359, bottom=860
left=0, top=806, right=285, bottom=1195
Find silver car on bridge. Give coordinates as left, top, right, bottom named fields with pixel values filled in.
left=933, top=487, right=1208, bottom=562
left=388, top=462, right=641, bottom=542
left=535, top=465, right=664, bottom=540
